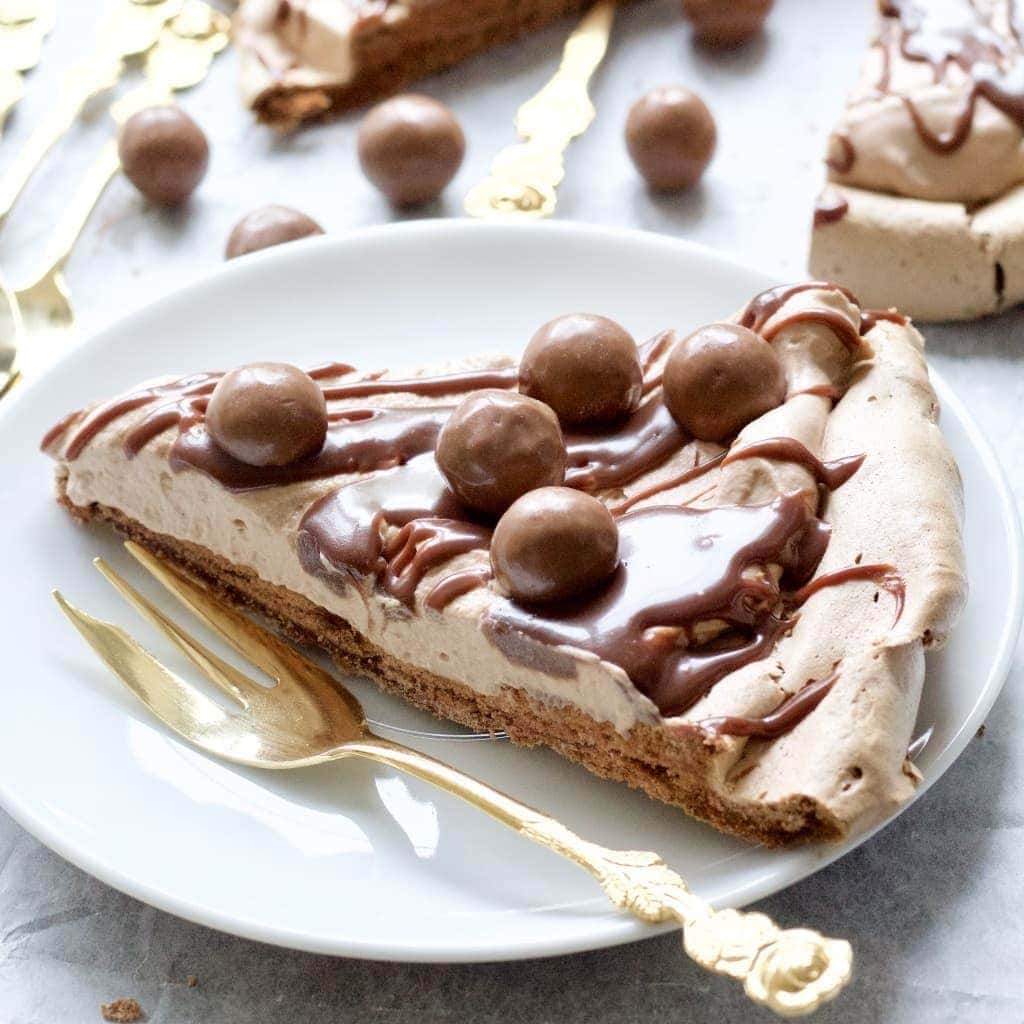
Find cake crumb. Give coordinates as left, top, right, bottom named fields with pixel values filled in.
left=976, top=723, right=986, bottom=738
left=187, top=975, right=198, bottom=988
left=100, top=998, right=143, bottom=1022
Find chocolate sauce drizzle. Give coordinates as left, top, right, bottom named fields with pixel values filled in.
left=40, top=409, right=81, bottom=452
left=788, top=384, right=847, bottom=402
left=723, top=437, right=865, bottom=491
left=697, top=671, right=839, bottom=739
left=791, top=562, right=906, bottom=625
left=738, top=281, right=871, bottom=353
left=61, top=373, right=220, bottom=461
left=860, top=308, right=909, bottom=333
left=563, top=396, right=688, bottom=491
left=321, top=365, right=517, bottom=401
left=608, top=450, right=726, bottom=515
left=485, top=495, right=827, bottom=717
left=127, top=394, right=210, bottom=457
left=813, top=187, right=850, bottom=228
left=297, top=454, right=491, bottom=607
left=53, top=364, right=509, bottom=467
left=171, top=407, right=451, bottom=491
left=425, top=567, right=493, bottom=612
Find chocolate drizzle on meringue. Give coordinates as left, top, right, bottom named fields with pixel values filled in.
left=738, top=281, right=861, bottom=344
left=298, top=453, right=491, bottom=606
left=813, top=187, right=849, bottom=227
left=321, top=365, right=517, bottom=401
left=697, top=670, right=839, bottom=739
left=172, top=407, right=450, bottom=491
left=563, top=396, right=688, bottom=491
left=791, top=562, right=906, bottom=625
left=485, top=495, right=827, bottom=717
left=860, top=308, right=909, bottom=333
left=723, top=437, right=865, bottom=491
left=867, top=1, right=1024, bottom=158
left=61, top=373, right=221, bottom=461
left=825, top=131, right=856, bottom=173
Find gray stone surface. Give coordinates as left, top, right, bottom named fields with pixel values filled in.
left=1, top=1, right=1022, bottom=1021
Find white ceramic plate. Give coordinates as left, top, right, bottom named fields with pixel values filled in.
left=0, top=221, right=1019, bottom=962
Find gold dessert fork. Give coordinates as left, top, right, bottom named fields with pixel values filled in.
left=54, top=541, right=853, bottom=1018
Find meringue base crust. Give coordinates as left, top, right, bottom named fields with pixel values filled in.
left=59, top=484, right=843, bottom=847
left=808, top=183, right=1024, bottom=321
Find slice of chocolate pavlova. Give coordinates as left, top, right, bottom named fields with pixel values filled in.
left=44, top=283, right=966, bottom=845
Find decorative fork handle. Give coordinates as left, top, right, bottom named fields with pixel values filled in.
left=343, top=735, right=852, bottom=1017
left=464, top=0, right=615, bottom=219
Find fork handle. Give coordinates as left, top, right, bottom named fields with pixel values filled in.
left=342, top=735, right=851, bottom=1017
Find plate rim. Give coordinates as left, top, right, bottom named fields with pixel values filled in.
left=0, top=218, right=1020, bottom=962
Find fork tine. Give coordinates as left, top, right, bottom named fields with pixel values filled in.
left=93, top=557, right=251, bottom=707
left=123, top=541, right=321, bottom=689
left=52, top=590, right=233, bottom=739
left=122, top=542, right=370, bottom=730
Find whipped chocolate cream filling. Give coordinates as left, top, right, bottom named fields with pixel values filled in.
left=485, top=495, right=829, bottom=717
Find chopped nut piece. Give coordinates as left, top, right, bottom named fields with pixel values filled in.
left=100, top=998, right=143, bottom=1023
